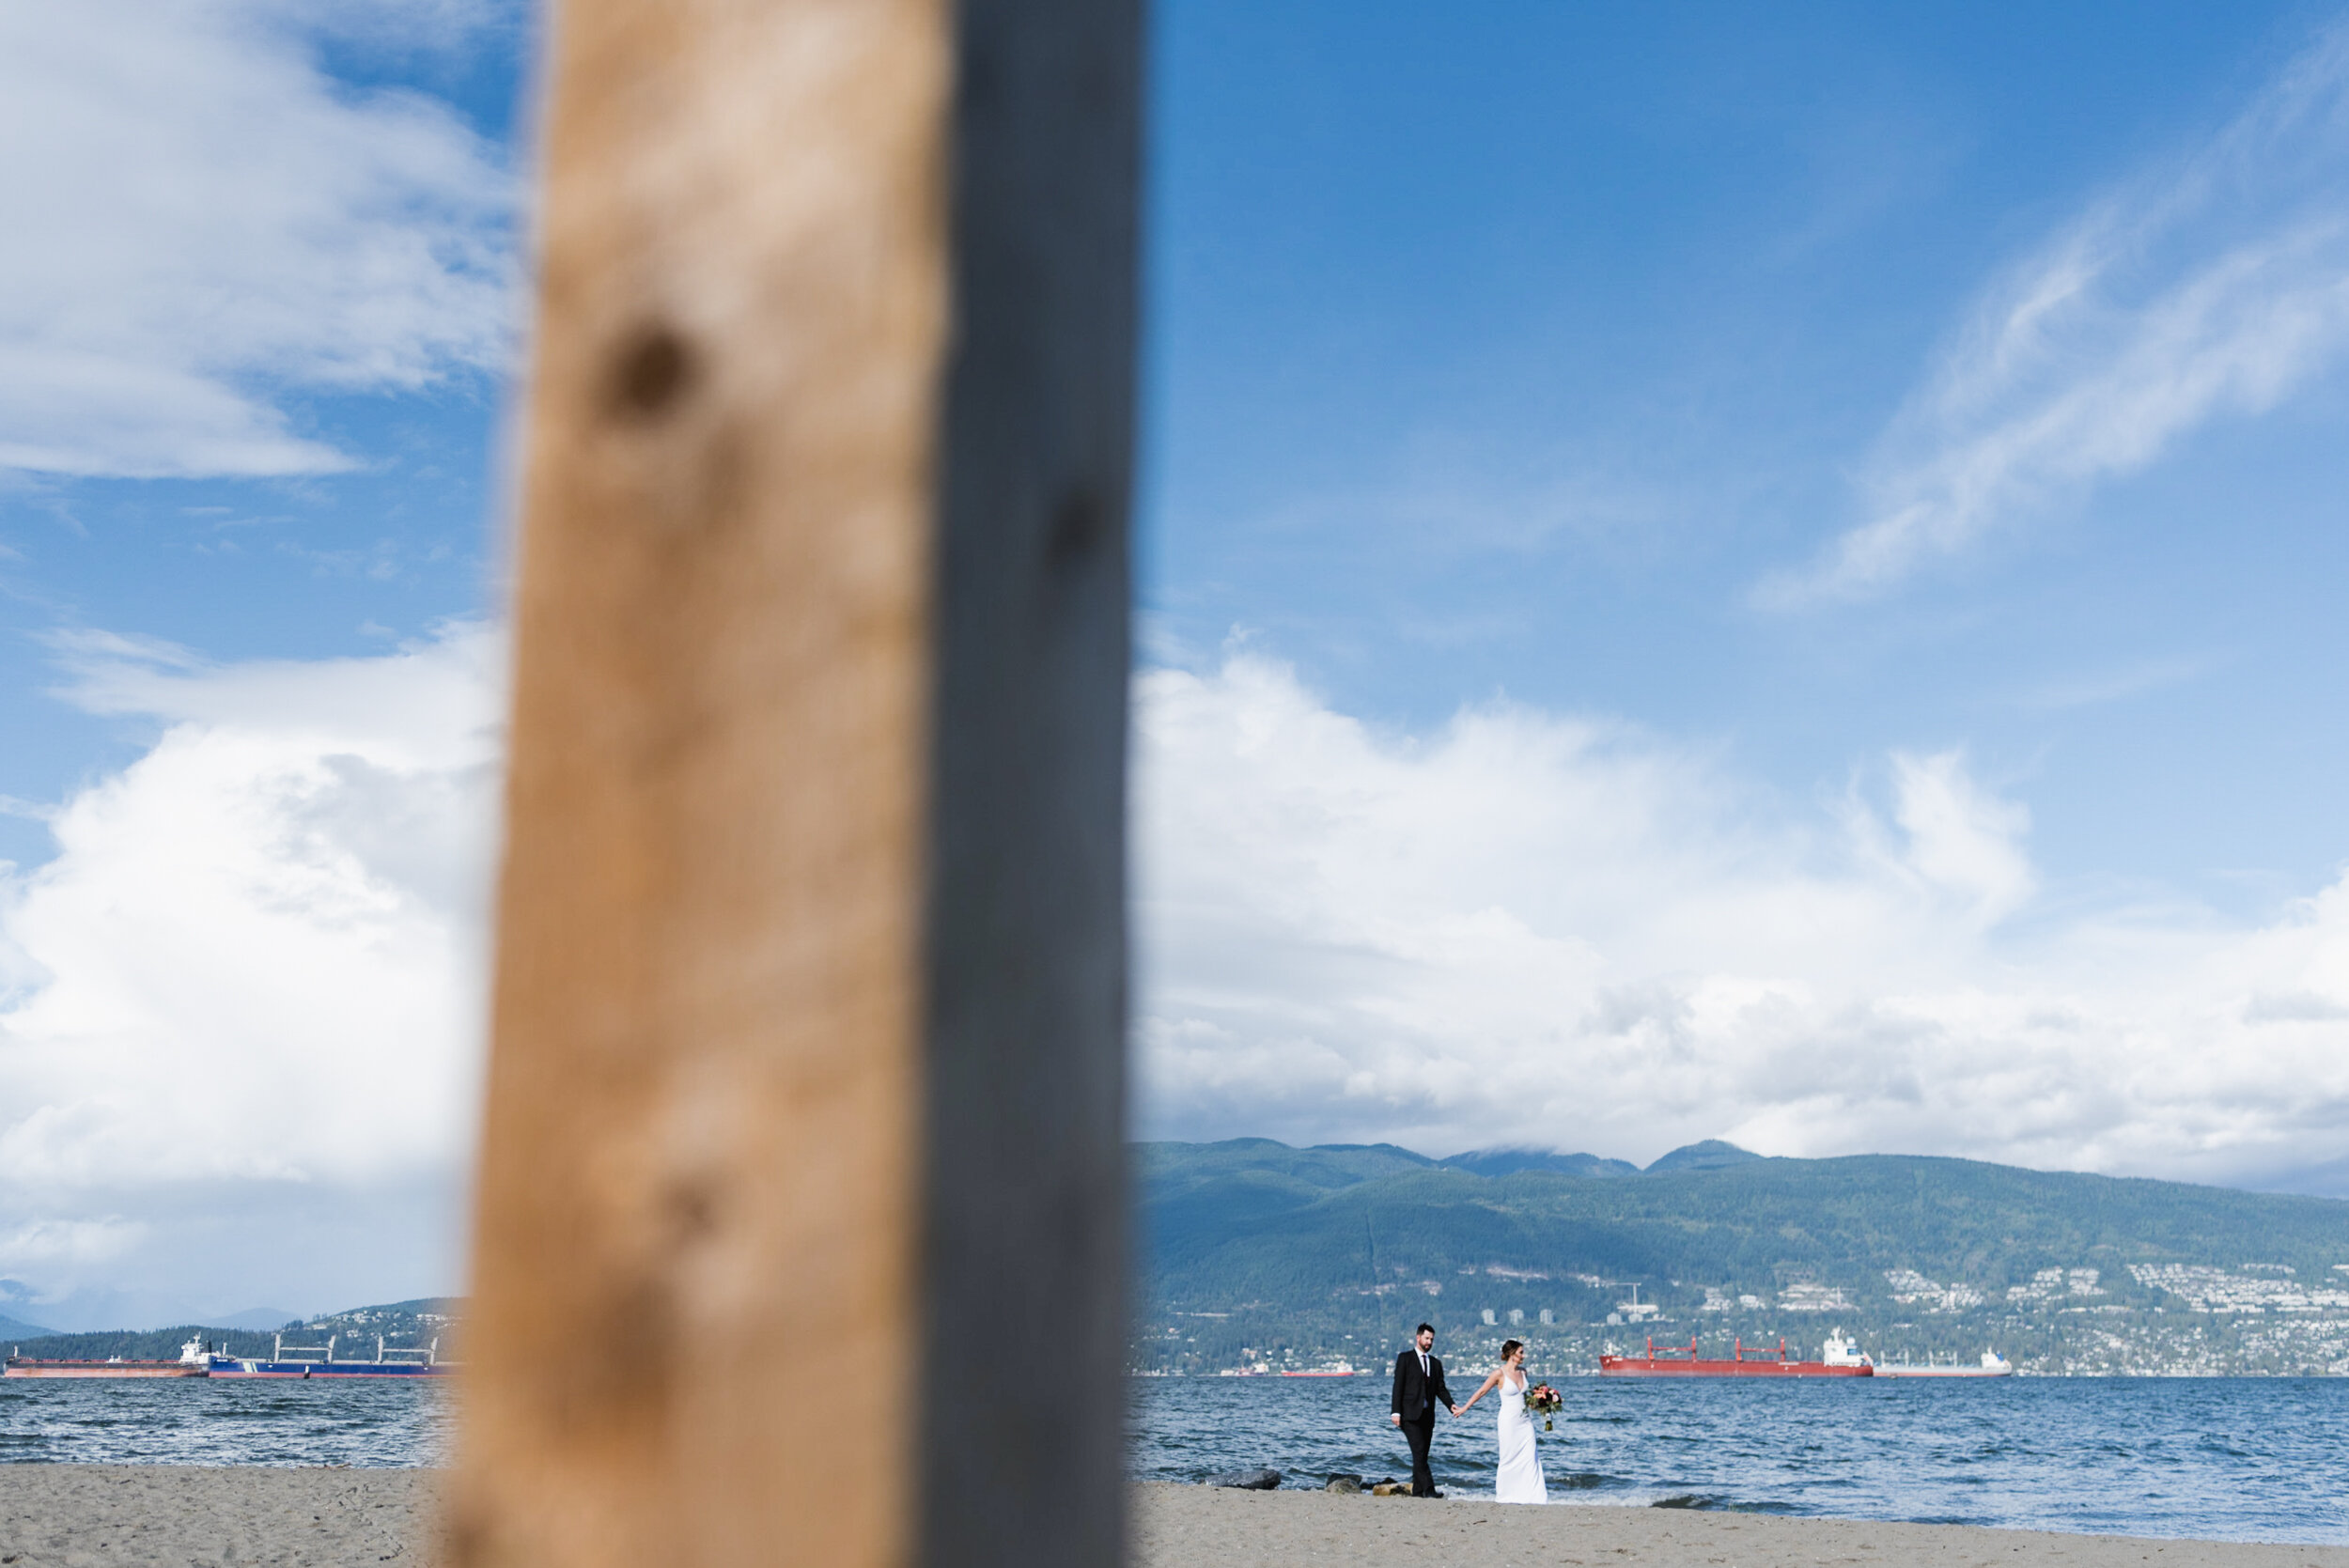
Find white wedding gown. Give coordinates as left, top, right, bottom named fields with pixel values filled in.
left=1493, top=1370, right=1547, bottom=1504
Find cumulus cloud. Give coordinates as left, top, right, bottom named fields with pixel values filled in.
left=1133, top=653, right=2349, bottom=1191
left=0, top=0, right=517, bottom=477
left=1761, top=21, right=2349, bottom=606
left=0, top=624, right=502, bottom=1319
left=12, top=627, right=2347, bottom=1319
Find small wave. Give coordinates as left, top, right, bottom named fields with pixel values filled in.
left=1553, top=1471, right=1610, bottom=1490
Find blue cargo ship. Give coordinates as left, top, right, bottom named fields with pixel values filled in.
left=210, top=1332, right=450, bottom=1379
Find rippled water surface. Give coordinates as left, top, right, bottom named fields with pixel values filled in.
left=1129, top=1374, right=2349, bottom=1543
left=0, top=1379, right=448, bottom=1467
left=9, top=1368, right=2346, bottom=1542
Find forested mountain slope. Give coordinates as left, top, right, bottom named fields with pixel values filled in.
left=1135, top=1140, right=2349, bottom=1375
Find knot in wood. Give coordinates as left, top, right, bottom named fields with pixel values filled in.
left=604, top=323, right=697, bottom=422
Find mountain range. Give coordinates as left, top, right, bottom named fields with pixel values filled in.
left=12, top=1141, right=2348, bottom=1377
left=1137, top=1138, right=2349, bottom=1375
left=0, top=1278, right=299, bottom=1337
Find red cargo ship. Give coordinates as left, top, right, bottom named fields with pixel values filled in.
left=1600, top=1329, right=1875, bottom=1377
left=5, top=1336, right=221, bottom=1378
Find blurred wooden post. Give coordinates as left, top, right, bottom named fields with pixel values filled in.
left=449, top=0, right=1138, bottom=1563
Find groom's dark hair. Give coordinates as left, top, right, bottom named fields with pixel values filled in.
left=1415, top=1323, right=1435, bottom=1337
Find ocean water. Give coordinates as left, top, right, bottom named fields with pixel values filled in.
left=1128, top=1374, right=2349, bottom=1545
left=8, top=1371, right=2346, bottom=1545
left=0, top=1379, right=449, bottom=1467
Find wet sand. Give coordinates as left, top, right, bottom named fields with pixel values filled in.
left=5, top=1469, right=2347, bottom=1566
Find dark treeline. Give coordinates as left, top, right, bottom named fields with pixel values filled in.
left=4, top=1297, right=461, bottom=1363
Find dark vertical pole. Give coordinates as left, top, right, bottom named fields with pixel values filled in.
left=925, top=3, right=1141, bottom=1566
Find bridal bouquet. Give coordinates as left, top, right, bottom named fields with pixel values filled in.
left=1524, top=1383, right=1563, bottom=1431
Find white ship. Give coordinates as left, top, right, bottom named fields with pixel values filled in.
left=1875, top=1348, right=2013, bottom=1379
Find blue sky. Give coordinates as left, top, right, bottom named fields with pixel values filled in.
left=0, top=4, right=530, bottom=877
left=1142, top=1, right=2349, bottom=910
left=5, top=0, right=2349, bottom=1322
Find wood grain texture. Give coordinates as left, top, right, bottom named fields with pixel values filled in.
left=453, top=0, right=1140, bottom=1564
left=453, top=1, right=949, bottom=1564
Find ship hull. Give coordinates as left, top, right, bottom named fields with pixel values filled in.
left=210, top=1360, right=445, bottom=1378
left=4, top=1362, right=208, bottom=1378
left=1599, top=1357, right=1872, bottom=1377
left=1875, top=1366, right=2012, bottom=1378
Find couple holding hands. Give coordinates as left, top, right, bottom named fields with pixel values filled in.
left=1388, top=1323, right=1548, bottom=1504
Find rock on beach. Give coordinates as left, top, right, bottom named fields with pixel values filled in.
left=1204, top=1467, right=1283, bottom=1490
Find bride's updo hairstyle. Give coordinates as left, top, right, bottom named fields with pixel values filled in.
left=1500, top=1339, right=1523, bottom=1361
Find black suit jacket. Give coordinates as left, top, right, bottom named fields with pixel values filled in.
left=1391, top=1348, right=1453, bottom=1421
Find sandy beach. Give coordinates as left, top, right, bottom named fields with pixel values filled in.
left=0, top=1466, right=443, bottom=1566
left=6, top=1470, right=2349, bottom=1566
left=1132, top=1484, right=2349, bottom=1568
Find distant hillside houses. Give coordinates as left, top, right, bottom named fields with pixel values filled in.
left=1884, top=1269, right=1987, bottom=1312
left=2128, top=1263, right=2349, bottom=1313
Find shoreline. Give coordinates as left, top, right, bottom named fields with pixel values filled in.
left=5, top=1470, right=2349, bottom=1567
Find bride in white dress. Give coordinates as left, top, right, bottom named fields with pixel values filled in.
left=1456, top=1339, right=1547, bottom=1503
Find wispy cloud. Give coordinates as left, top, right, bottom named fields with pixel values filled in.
left=1761, top=22, right=2349, bottom=607
left=2015, top=653, right=2215, bottom=713
left=0, top=0, right=519, bottom=478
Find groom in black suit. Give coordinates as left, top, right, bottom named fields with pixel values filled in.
left=1389, top=1322, right=1459, bottom=1498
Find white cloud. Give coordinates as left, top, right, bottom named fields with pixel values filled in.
left=0, top=0, right=517, bottom=477
left=1133, top=654, right=2349, bottom=1190
left=12, top=628, right=2347, bottom=1319
left=1762, top=22, right=2349, bottom=606
left=0, top=1218, right=146, bottom=1271
left=1880, top=751, right=2034, bottom=924
left=0, top=623, right=503, bottom=1312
